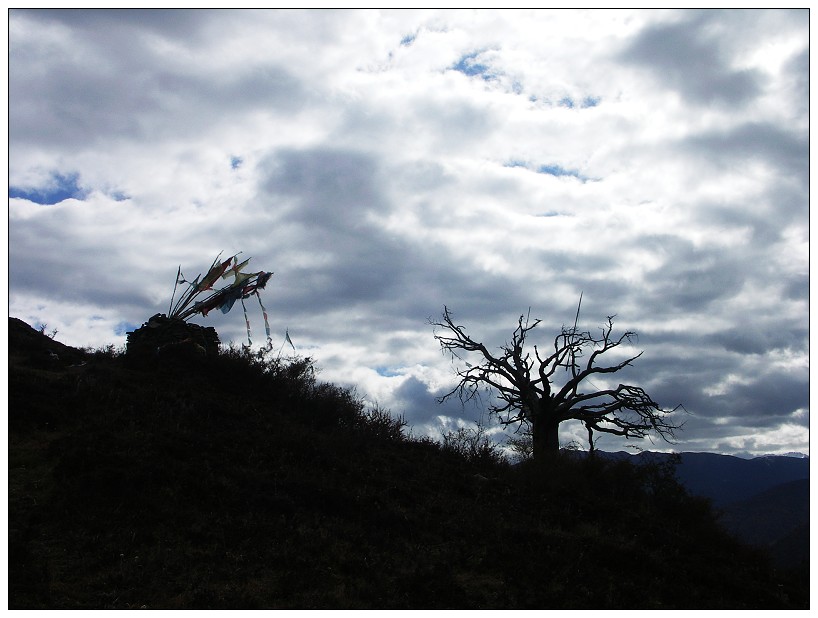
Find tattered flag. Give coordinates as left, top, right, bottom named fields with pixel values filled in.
left=166, top=252, right=275, bottom=348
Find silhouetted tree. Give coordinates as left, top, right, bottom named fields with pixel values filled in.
left=431, top=304, right=681, bottom=460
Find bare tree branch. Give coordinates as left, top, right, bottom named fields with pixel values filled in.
left=430, top=304, right=682, bottom=459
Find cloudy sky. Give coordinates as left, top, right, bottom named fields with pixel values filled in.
left=8, top=9, right=809, bottom=456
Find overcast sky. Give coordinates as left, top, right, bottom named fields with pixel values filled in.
left=8, top=9, right=809, bottom=456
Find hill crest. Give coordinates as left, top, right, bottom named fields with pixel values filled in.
left=8, top=317, right=808, bottom=609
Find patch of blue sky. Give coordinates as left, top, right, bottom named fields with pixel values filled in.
left=375, top=366, right=403, bottom=377
left=9, top=172, right=87, bottom=205
left=529, top=94, right=600, bottom=109
left=536, top=164, right=587, bottom=181
left=400, top=33, right=416, bottom=47
left=558, top=96, right=600, bottom=108
left=581, top=96, right=601, bottom=108
left=450, top=51, right=493, bottom=79
left=230, top=155, right=243, bottom=170
left=505, top=160, right=590, bottom=183
left=115, top=322, right=140, bottom=336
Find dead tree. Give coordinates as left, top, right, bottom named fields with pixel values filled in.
left=431, top=304, right=681, bottom=460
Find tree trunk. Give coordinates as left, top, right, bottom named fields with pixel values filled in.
left=531, top=405, right=560, bottom=460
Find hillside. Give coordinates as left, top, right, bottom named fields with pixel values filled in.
left=7, top=317, right=808, bottom=609
left=594, top=451, right=809, bottom=507
left=588, top=450, right=809, bottom=571
left=718, top=479, right=810, bottom=570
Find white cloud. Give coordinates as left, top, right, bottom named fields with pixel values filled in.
left=8, top=9, right=809, bottom=456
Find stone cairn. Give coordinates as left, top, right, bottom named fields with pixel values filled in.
left=126, top=313, right=220, bottom=363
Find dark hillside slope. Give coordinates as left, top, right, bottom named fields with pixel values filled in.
left=718, top=479, right=809, bottom=570
left=8, top=318, right=807, bottom=609
left=596, top=451, right=809, bottom=573
left=600, top=450, right=809, bottom=507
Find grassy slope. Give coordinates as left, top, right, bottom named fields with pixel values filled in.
left=8, top=318, right=807, bottom=609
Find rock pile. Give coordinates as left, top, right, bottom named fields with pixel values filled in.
left=126, top=314, right=220, bottom=362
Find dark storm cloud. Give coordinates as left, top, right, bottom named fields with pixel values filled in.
left=14, top=8, right=214, bottom=38
left=12, top=59, right=305, bottom=147
left=713, top=324, right=808, bottom=356
left=622, top=332, right=808, bottom=432
left=10, top=10, right=306, bottom=147
left=640, top=241, right=746, bottom=314
left=650, top=364, right=810, bottom=449
left=783, top=47, right=809, bottom=117
left=260, top=148, right=382, bottom=227
left=680, top=122, right=808, bottom=180
left=392, top=376, right=439, bottom=426
left=781, top=274, right=808, bottom=303
left=257, top=147, right=412, bottom=311
left=697, top=199, right=783, bottom=246
left=258, top=148, right=449, bottom=327
left=619, top=11, right=765, bottom=107
left=712, top=371, right=809, bottom=424
left=256, top=147, right=538, bottom=332
left=393, top=375, right=487, bottom=429
left=9, top=205, right=154, bottom=311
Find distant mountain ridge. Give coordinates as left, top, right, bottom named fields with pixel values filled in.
left=596, top=450, right=809, bottom=507
left=732, top=451, right=808, bottom=459
left=592, top=450, right=809, bottom=570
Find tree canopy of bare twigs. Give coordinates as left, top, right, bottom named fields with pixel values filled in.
left=430, top=303, right=682, bottom=460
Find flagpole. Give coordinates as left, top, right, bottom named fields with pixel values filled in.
left=168, top=265, right=181, bottom=316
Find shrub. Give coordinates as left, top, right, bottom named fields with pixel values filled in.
left=441, top=423, right=507, bottom=467
left=358, top=404, right=407, bottom=442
